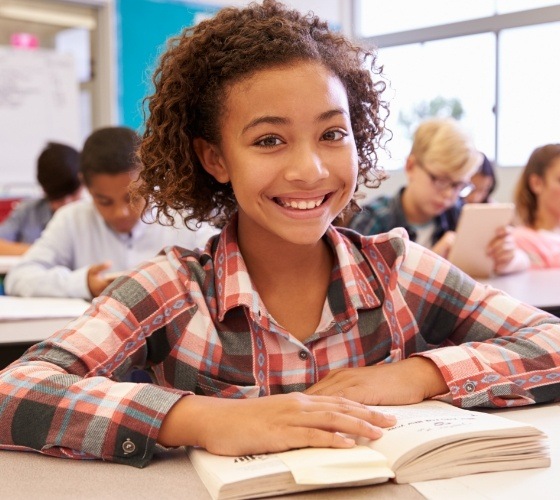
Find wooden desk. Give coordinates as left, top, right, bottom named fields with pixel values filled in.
left=480, top=268, right=560, bottom=316
left=1, top=403, right=558, bottom=500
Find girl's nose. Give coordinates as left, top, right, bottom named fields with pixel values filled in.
left=114, top=203, right=131, bottom=219
left=284, top=146, right=329, bottom=183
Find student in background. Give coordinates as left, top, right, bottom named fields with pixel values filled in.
left=464, top=153, right=497, bottom=204
left=347, top=118, right=521, bottom=275
left=0, top=0, right=559, bottom=468
left=0, top=142, right=82, bottom=255
left=5, top=126, right=217, bottom=299
left=512, top=143, right=560, bottom=268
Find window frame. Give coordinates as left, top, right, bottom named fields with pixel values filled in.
left=354, top=3, right=560, bottom=167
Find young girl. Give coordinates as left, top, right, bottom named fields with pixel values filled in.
left=513, top=143, right=560, bottom=268
left=0, top=0, right=559, bottom=469
left=464, top=153, right=497, bottom=204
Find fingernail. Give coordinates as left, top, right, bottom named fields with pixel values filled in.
left=384, top=413, right=397, bottom=424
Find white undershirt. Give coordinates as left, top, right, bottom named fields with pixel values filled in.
left=411, top=220, right=436, bottom=248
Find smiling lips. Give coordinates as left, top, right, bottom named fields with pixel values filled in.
left=275, top=195, right=327, bottom=210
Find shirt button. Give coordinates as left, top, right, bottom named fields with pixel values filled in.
left=464, top=381, right=476, bottom=393
left=298, top=350, right=309, bottom=360
left=122, top=438, right=136, bottom=454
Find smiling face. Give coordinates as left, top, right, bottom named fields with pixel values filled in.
left=195, top=61, right=358, bottom=250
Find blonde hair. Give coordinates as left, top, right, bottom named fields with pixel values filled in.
left=514, top=144, right=560, bottom=227
left=411, top=118, right=482, bottom=175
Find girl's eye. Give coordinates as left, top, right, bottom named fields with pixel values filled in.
left=95, top=199, right=113, bottom=207
left=322, top=129, right=347, bottom=142
left=255, top=135, right=283, bottom=148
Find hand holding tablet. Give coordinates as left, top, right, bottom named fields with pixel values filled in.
left=447, top=203, right=515, bottom=278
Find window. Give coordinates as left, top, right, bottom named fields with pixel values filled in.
left=498, top=21, right=560, bottom=165
left=357, top=2, right=560, bottom=168
left=357, top=0, right=493, bottom=37
left=377, top=34, right=495, bottom=170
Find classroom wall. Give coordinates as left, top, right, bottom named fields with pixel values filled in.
left=116, top=0, right=349, bottom=131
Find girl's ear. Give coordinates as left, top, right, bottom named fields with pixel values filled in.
left=528, top=173, right=544, bottom=196
left=193, top=138, right=230, bottom=183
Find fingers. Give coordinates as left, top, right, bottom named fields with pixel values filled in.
left=304, top=369, right=358, bottom=398
left=87, top=262, right=115, bottom=297
left=272, top=394, right=396, bottom=448
left=307, top=397, right=397, bottom=428
left=487, top=228, right=516, bottom=267
left=282, top=398, right=396, bottom=449
left=88, top=261, right=112, bottom=276
left=191, top=393, right=398, bottom=457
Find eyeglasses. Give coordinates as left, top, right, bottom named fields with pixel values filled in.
left=417, top=162, right=474, bottom=198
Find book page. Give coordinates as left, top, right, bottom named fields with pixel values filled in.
left=278, top=446, right=394, bottom=485
left=360, top=400, right=541, bottom=471
left=412, top=402, right=559, bottom=499
left=188, top=449, right=290, bottom=484
left=189, top=446, right=393, bottom=488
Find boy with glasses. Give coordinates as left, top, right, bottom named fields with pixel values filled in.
left=348, top=118, right=523, bottom=275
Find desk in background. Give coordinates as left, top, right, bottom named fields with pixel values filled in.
left=0, top=296, right=90, bottom=368
left=0, top=255, right=22, bottom=295
left=1, top=402, right=558, bottom=500
left=479, top=268, right=560, bottom=317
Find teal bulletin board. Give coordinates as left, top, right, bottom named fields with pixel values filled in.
left=116, top=0, right=220, bottom=132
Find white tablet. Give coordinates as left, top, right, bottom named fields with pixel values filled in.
left=447, top=203, right=515, bottom=278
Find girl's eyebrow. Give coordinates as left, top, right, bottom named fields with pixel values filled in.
left=242, top=116, right=288, bottom=134
left=317, top=108, right=349, bottom=122
left=241, top=108, right=349, bottom=135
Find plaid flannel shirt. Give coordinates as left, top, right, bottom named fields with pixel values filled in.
left=1, top=218, right=559, bottom=467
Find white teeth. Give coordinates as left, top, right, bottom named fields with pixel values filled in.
left=279, top=196, right=325, bottom=210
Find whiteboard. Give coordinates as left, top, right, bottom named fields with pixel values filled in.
left=0, top=47, right=80, bottom=190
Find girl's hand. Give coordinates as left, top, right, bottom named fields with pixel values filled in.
left=304, top=357, right=448, bottom=406
left=158, top=392, right=396, bottom=455
left=487, top=226, right=530, bottom=275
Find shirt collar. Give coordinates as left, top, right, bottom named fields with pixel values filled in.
left=214, top=216, right=381, bottom=323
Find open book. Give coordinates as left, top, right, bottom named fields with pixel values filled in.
left=187, top=400, right=549, bottom=500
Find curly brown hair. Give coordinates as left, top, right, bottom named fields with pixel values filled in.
left=137, top=0, right=388, bottom=228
